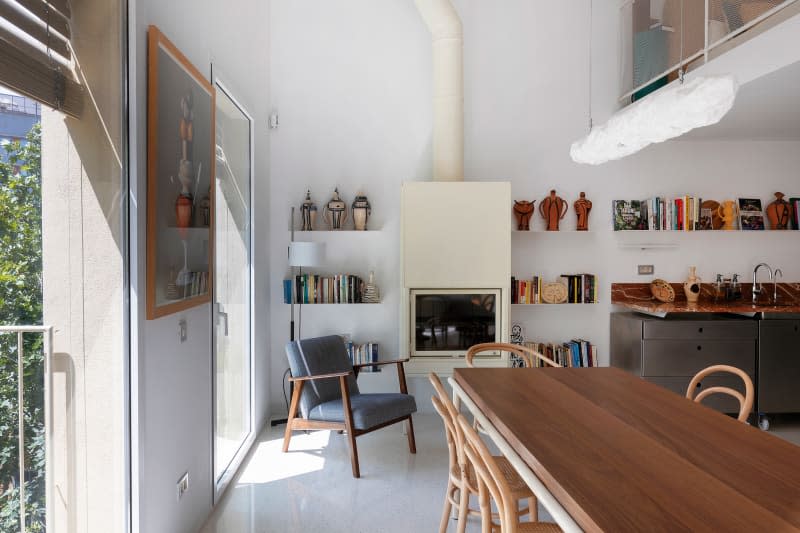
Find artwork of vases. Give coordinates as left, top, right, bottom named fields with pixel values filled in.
left=323, top=188, right=348, bottom=230
left=175, top=91, right=197, bottom=228
left=513, top=200, right=535, bottom=231
left=300, top=190, right=317, bottom=231
left=683, top=266, right=701, bottom=303
left=352, top=193, right=371, bottom=231
left=539, top=189, right=568, bottom=231
left=574, top=192, right=592, bottom=231
left=766, top=192, right=790, bottom=230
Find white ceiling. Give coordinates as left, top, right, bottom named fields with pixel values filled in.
left=684, top=59, right=800, bottom=140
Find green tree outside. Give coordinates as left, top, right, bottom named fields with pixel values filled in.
left=0, top=124, right=46, bottom=531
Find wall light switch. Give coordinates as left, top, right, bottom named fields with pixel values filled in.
left=638, top=264, right=655, bottom=275
left=179, top=319, right=187, bottom=343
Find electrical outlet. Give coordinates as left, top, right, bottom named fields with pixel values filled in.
left=179, top=319, right=187, bottom=343
left=177, top=472, right=189, bottom=501
left=638, top=264, right=655, bottom=275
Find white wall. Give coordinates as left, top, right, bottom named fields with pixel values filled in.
left=268, top=0, right=800, bottom=416
left=130, top=1, right=270, bottom=532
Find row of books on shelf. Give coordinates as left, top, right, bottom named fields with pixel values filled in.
left=614, top=197, right=708, bottom=231
left=283, top=274, right=365, bottom=304
left=519, top=340, right=598, bottom=368
left=511, top=274, right=597, bottom=304
left=345, top=341, right=381, bottom=372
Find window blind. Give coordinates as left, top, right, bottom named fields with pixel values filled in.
left=0, top=0, right=82, bottom=118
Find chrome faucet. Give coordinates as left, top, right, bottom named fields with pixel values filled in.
left=773, top=268, right=783, bottom=304
left=752, top=263, right=773, bottom=304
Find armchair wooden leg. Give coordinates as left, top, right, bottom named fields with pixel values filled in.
left=340, top=376, right=361, bottom=478
left=406, top=416, right=417, bottom=454
left=282, top=380, right=304, bottom=453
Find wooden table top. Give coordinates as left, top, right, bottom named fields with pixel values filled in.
left=454, top=367, right=800, bottom=532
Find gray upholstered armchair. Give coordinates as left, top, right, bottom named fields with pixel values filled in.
left=283, top=335, right=417, bottom=478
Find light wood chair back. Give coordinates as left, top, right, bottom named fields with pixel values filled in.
left=456, top=413, right=518, bottom=532
left=429, top=373, right=466, bottom=466
left=431, top=394, right=458, bottom=471
left=686, top=364, right=754, bottom=423
left=465, top=342, right=560, bottom=368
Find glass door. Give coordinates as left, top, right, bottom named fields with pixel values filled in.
left=212, top=80, right=253, bottom=498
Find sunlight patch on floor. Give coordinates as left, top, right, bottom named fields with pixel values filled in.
left=236, top=430, right=331, bottom=484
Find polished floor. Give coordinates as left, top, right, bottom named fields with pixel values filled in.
left=201, top=412, right=800, bottom=533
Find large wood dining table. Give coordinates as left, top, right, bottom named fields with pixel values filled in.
left=450, top=367, right=800, bottom=532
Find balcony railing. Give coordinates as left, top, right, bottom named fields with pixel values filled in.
left=0, top=326, right=52, bottom=533
left=620, top=0, right=800, bottom=102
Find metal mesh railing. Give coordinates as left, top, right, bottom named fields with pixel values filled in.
left=620, top=0, right=799, bottom=102
left=0, top=326, right=52, bottom=533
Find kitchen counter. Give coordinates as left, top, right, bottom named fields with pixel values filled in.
left=611, top=282, right=800, bottom=317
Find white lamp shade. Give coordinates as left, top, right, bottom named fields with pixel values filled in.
left=570, top=75, right=738, bottom=165
left=289, top=241, right=325, bottom=267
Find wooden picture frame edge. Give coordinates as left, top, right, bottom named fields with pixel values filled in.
left=146, top=25, right=216, bottom=320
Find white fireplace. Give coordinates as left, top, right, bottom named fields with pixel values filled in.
left=401, top=181, right=511, bottom=375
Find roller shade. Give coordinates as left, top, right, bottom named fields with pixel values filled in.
left=0, top=0, right=82, bottom=118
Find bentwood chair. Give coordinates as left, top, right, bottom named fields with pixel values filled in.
left=685, top=364, right=754, bottom=423
left=465, top=343, right=561, bottom=368
left=283, top=335, right=417, bottom=478
left=429, top=373, right=535, bottom=533
left=456, top=414, right=562, bottom=533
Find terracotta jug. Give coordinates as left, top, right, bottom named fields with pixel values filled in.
left=539, top=190, right=568, bottom=231
left=683, top=266, right=701, bottom=303
left=574, top=192, right=592, bottom=231
left=175, top=194, right=193, bottom=228
left=716, top=200, right=737, bottom=231
left=513, top=200, right=535, bottom=231
left=766, top=192, right=790, bottom=230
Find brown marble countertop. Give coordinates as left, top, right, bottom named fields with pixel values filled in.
left=611, top=282, right=800, bottom=316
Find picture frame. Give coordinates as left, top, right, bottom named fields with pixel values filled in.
left=738, top=197, right=764, bottom=231
left=146, top=26, right=216, bottom=319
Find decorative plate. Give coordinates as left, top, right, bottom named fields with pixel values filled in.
left=541, top=282, right=568, bottom=304
left=650, top=279, right=675, bottom=303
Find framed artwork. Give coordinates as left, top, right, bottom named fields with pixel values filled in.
left=738, top=198, right=764, bottom=231
left=147, top=26, right=216, bottom=319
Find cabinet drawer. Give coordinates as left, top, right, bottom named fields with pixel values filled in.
left=646, top=376, right=753, bottom=414
left=642, top=340, right=755, bottom=377
left=643, top=320, right=757, bottom=340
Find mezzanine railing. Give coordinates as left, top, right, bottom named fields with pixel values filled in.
left=620, top=0, right=800, bottom=102
left=0, top=326, right=52, bottom=533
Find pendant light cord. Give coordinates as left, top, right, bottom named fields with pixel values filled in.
left=679, top=0, right=685, bottom=82
left=588, top=0, right=593, bottom=131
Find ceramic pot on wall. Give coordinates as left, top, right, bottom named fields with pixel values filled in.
left=766, top=192, right=790, bottom=230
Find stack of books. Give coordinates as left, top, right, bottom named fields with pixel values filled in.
left=283, top=274, right=366, bottom=303
left=521, top=340, right=598, bottom=368
left=345, top=341, right=380, bottom=372
left=613, top=197, right=708, bottom=231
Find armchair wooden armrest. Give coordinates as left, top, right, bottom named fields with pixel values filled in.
left=352, top=358, right=409, bottom=369
left=288, top=370, right=353, bottom=383
left=352, top=358, right=411, bottom=395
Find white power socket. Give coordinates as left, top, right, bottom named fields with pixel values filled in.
left=177, top=472, right=189, bottom=501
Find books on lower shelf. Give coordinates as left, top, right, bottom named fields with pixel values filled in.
left=511, top=274, right=597, bottom=304
left=283, top=273, right=366, bottom=304
left=518, top=340, right=598, bottom=368
left=345, top=341, right=381, bottom=372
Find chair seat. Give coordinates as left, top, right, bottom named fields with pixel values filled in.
left=309, top=393, right=417, bottom=430
left=453, top=456, right=534, bottom=499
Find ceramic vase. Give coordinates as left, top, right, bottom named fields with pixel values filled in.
left=362, top=271, right=380, bottom=303
left=716, top=200, right=737, bottom=231
left=513, top=201, right=535, bottom=231
left=539, top=190, right=568, bottom=231
left=683, top=266, right=701, bottom=303
left=323, top=188, right=348, bottom=230
left=574, top=192, right=592, bottom=231
left=300, top=190, right=317, bottom=231
left=352, top=193, right=371, bottom=231
left=766, top=192, right=790, bottom=230
left=175, top=194, right=193, bottom=228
